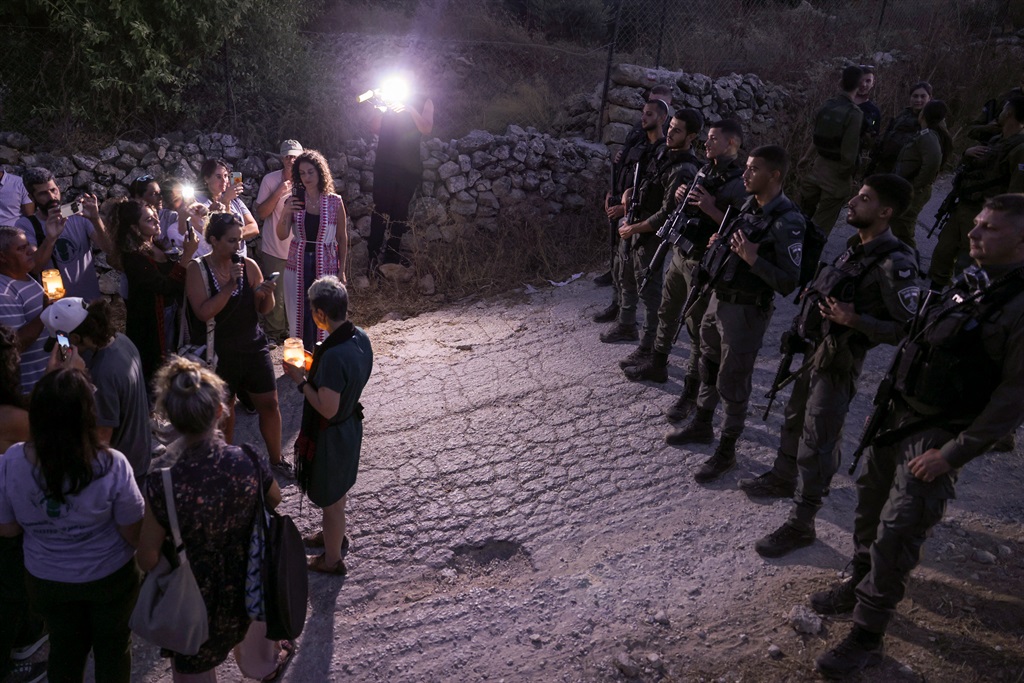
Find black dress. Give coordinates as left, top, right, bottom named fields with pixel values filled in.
left=123, top=250, right=187, bottom=384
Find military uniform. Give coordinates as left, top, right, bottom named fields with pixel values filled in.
left=846, top=263, right=1024, bottom=637
left=800, top=93, right=864, bottom=234
left=670, top=191, right=805, bottom=482
left=600, top=133, right=649, bottom=319
left=928, top=132, right=1024, bottom=287
left=890, top=129, right=943, bottom=248
left=870, top=108, right=921, bottom=175
left=611, top=139, right=672, bottom=348
left=624, top=155, right=746, bottom=393
left=749, top=230, right=919, bottom=554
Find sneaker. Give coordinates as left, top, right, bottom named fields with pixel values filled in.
left=593, top=270, right=614, bottom=287
left=592, top=303, right=619, bottom=324
left=599, top=323, right=638, bottom=344
left=237, top=390, right=257, bottom=415
left=810, top=578, right=859, bottom=615
left=694, top=441, right=736, bottom=483
left=815, top=628, right=884, bottom=678
left=739, top=471, right=796, bottom=499
left=755, top=522, right=815, bottom=558
left=272, top=460, right=295, bottom=478
left=665, top=417, right=714, bottom=445
left=5, top=660, right=47, bottom=683
left=11, top=631, right=48, bottom=661
left=618, top=346, right=651, bottom=369
left=623, top=358, right=668, bottom=383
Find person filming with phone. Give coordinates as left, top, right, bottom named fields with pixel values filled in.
left=15, top=166, right=113, bottom=301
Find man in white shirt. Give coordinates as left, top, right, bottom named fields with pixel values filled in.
left=0, top=171, right=33, bottom=227
left=254, top=139, right=301, bottom=341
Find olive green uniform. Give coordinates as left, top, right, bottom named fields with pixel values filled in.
left=800, top=93, right=864, bottom=234
left=891, top=129, right=943, bottom=248
left=928, top=132, right=1024, bottom=287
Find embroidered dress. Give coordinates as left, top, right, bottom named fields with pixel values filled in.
left=284, top=193, right=343, bottom=345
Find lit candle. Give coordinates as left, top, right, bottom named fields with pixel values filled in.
left=41, top=269, right=65, bottom=300
left=283, top=338, right=305, bottom=367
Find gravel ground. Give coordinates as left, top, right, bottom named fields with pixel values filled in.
left=114, top=177, right=1023, bottom=682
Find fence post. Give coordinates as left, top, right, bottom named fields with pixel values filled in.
left=655, top=0, right=668, bottom=68
left=596, top=0, right=624, bottom=141
left=874, top=0, right=889, bottom=49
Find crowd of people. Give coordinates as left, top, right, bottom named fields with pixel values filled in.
left=597, top=63, right=1024, bottom=677
left=0, top=61, right=1021, bottom=681
left=0, top=139, right=375, bottom=680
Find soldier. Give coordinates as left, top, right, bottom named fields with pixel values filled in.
left=598, top=99, right=669, bottom=345
left=616, top=109, right=705, bottom=374
left=811, top=194, right=1024, bottom=677
left=741, top=174, right=920, bottom=558
left=867, top=81, right=932, bottom=175
left=854, top=65, right=881, bottom=174
left=890, top=100, right=952, bottom=249
left=622, top=117, right=748, bottom=423
left=666, top=145, right=804, bottom=484
left=799, top=65, right=865, bottom=235
left=928, top=96, right=1024, bottom=289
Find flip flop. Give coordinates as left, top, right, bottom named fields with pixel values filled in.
left=308, top=553, right=347, bottom=575
left=261, top=640, right=295, bottom=682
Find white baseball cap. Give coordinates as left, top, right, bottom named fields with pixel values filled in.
left=41, top=297, right=89, bottom=337
left=279, top=140, right=303, bottom=157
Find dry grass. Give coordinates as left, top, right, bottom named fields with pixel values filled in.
left=348, top=205, right=608, bottom=327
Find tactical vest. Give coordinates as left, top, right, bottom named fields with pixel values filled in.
left=682, top=160, right=745, bottom=259
left=715, top=200, right=802, bottom=300
left=894, top=267, right=1024, bottom=413
left=813, top=96, right=859, bottom=161
left=796, top=242, right=907, bottom=343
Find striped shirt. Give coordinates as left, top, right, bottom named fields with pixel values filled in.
left=0, top=274, right=47, bottom=395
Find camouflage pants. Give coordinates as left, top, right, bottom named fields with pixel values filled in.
left=653, top=249, right=705, bottom=381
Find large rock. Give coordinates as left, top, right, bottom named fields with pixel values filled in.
left=0, top=146, right=20, bottom=165
left=437, top=161, right=460, bottom=180
left=456, top=130, right=494, bottom=154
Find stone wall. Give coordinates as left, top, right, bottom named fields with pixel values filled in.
left=561, top=63, right=790, bottom=154
left=0, top=126, right=609, bottom=275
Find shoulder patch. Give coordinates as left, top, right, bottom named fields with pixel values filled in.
left=788, top=243, right=802, bottom=267
left=898, top=286, right=920, bottom=314
left=896, top=267, right=914, bottom=280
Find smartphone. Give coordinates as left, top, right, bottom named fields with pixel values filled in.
left=231, top=172, right=243, bottom=187
left=59, top=201, right=81, bottom=219
left=181, top=185, right=196, bottom=202
left=265, top=271, right=281, bottom=283
left=57, top=333, right=70, bottom=361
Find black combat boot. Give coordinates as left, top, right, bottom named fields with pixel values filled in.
left=694, top=434, right=737, bottom=483
left=665, top=376, right=699, bottom=423
left=815, top=626, right=884, bottom=678
left=810, top=577, right=860, bottom=615
left=738, top=470, right=796, bottom=499
left=754, top=521, right=816, bottom=558
left=618, top=346, right=652, bottom=369
left=593, top=270, right=613, bottom=287
left=624, top=351, right=669, bottom=382
left=665, top=408, right=714, bottom=445
left=600, top=323, right=638, bottom=343
left=592, top=303, right=619, bottom=323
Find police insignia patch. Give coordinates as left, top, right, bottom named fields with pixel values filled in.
left=898, top=286, right=919, bottom=313
left=789, top=243, right=802, bottom=266
left=897, top=268, right=913, bottom=279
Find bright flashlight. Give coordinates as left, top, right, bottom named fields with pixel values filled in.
left=379, top=76, right=409, bottom=108
left=182, top=185, right=195, bottom=201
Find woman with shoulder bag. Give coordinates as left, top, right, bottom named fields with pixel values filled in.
left=136, top=357, right=293, bottom=682
left=184, top=212, right=291, bottom=476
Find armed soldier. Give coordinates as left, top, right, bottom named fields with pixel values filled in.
left=741, top=174, right=920, bottom=558
left=666, top=145, right=805, bottom=484
left=928, top=95, right=1024, bottom=289
left=598, top=99, right=670, bottom=346
left=799, top=65, right=865, bottom=235
left=616, top=109, right=706, bottom=374
left=810, top=194, right=1024, bottom=677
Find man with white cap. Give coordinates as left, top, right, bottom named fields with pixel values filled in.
left=255, top=139, right=302, bottom=343
left=41, top=296, right=152, bottom=477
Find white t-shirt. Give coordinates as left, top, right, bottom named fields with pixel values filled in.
left=170, top=196, right=251, bottom=260
left=16, top=213, right=102, bottom=301
left=256, top=170, right=294, bottom=260
left=0, top=172, right=30, bottom=227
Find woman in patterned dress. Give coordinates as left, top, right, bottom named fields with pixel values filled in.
left=276, top=150, right=348, bottom=351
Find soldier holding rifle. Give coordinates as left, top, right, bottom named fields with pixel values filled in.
left=742, top=174, right=920, bottom=558
left=665, top=145, right=804, bottom=484
left=810, top=194, right=1024, bottom=677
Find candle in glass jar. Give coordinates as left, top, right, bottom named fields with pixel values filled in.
left=41, top=269, right=65, bottom=300
left=283, top=338, right=305, bottom=367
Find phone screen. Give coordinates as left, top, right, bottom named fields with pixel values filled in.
left=57, top=333, right=70, bottom=361
left=266, top=272, right=281, bottom=282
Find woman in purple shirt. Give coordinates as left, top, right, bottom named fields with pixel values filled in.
left=0, top=368, right=145, bottom=683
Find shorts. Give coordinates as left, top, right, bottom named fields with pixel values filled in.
left=216, top=349, right=277, bottom=396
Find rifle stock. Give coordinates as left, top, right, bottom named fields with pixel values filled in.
left=682, top=206, right=740, bottom=318
left=928, top=165, right=965, bottom=239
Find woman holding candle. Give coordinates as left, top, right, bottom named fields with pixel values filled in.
left=111, top=199, right=201, bottom=386
left=282, top=276, right=372, bottom=575
left=185, top=213, right=290, bottom=475
left=277, top=150, right=348, bottom=352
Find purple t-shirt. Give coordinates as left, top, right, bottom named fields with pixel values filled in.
left=15, top=213, right=102, bottom=301
left=0, top=444, right=144, bottom=583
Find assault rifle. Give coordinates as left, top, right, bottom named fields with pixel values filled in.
left=638, top=168, right=709, bottom=293
left=927, top=165, right=966, bottom=239
left=624, top=158, right=644, bottom=226
left=681, top=205, right=741, bottom=319
left=762, top=328, right=810, bottom=420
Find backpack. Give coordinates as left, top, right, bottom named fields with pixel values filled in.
left=813, top=97, right=858, bottom=162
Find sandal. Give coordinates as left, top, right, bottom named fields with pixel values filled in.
left=308, top=553, right=347, bottom=575
left=261, top=639, right=295, bottom=681
left=303, top=531, right=350, bottom=556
